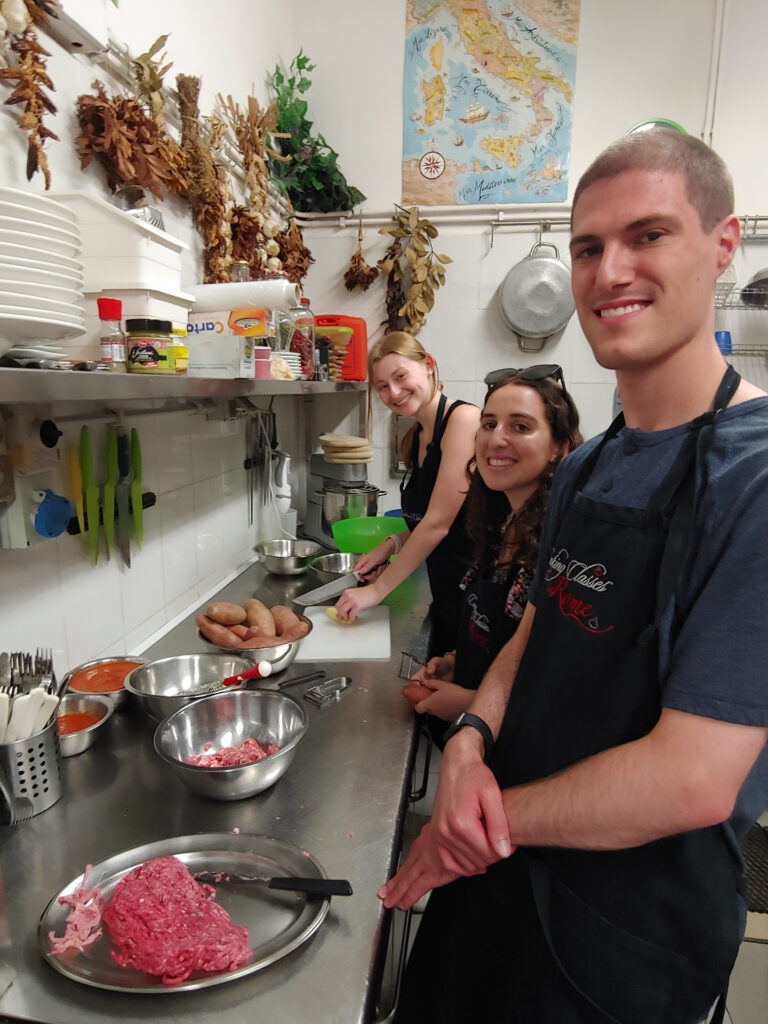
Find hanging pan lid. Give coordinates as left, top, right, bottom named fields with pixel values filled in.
left=498, top=242, right=575, bottom=347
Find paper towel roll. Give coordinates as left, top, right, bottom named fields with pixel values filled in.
left=189, top=279, right=300, bottom=312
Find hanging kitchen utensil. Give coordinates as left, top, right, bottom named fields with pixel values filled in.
left=130, top=428, right=143, bottom=548
left=498, top=242, right=575, bottom=352
left=115, top=426, right=131, bottom=568
left=67, top=445, right=84, bottom=536
left=78, top=426, right=100, bottom=564
left=103, top=426, right=118, bottom=559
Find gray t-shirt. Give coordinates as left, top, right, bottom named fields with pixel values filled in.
left=531, top=397, right=768, bottom=839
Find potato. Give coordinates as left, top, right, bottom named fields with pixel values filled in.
left=271, top=605, right=301, bottom=636
left=402, top=681, right=433, bottom=707
left=244, top=599, right=276, bottom=637
left=229, top=625, right=250, bottom=640
left=325, top=606, right=356, bottom=625
left=205, top=602, right=247, bottom=626
left=196, top=613, right=241, bottom=648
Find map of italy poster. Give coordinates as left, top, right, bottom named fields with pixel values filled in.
left=402, top=0, right=582, bottom=205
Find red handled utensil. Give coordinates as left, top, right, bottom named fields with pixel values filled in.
left=192, top=662, right=273, bottom=696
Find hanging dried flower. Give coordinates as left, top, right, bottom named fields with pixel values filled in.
left=344, top=219, right=379, bottom=292
left=132, top=33, right=172, bottom=131
left=378, top=206, right=450, bottom=334
left=275, top=218, right=314, bottom=285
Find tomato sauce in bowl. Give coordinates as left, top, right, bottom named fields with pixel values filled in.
left=65, top=658, right=144, bottom=709
left=57, top=710, right=103, bottom=735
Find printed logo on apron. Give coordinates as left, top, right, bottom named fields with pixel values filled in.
left=543, top=546, right=615, bottom=634
left=465, top=591, right=490, bottom=650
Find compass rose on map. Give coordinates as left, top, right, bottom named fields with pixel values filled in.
left=419, top=150, right=446, bottom=179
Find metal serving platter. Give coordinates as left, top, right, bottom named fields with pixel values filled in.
left=39, top=832, right=331, bottom=993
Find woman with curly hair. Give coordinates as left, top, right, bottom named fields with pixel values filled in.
left=404, top=365, right=582, bottom=726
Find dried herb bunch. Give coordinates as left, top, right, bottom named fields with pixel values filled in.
left=275, top=218, right=314, bottom=284
left=0, top=0, right=59, bottom=188
left=75, top=81, right=185, bottom=200
left=132, top=33, right=172, bottom=131
left=378, top=207, right=451, bottom=335
left=344, top=219, right=378, bottom=292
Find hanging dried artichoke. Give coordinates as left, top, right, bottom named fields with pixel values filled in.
left=344, top=219, right=378, bottom=292
left=378, top=206, right=450, bottom=335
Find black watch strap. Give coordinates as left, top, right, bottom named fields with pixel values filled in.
left=443, top=712, right=494, bottom=763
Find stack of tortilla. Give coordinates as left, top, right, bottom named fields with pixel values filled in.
left=318, top=433, right=372, bottom=464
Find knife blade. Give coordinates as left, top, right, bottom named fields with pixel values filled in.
left=79, top=426, right=100, bottom=564
left=292, top=572, right=360, bottom=606
left=103, top=425, right=118, bottom=559
left=67, top=446, right=85, bottom=536
left=130, top=428, right=143, bottom=548
left=115, top=426, right=131, bottom=568
left=193, top=871, right=352, bottom=897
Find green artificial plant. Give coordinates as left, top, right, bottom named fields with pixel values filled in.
left=267, top=51, right=365, bottom=214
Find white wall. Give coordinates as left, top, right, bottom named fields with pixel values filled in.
left=1, top=0, right=767, bottom=670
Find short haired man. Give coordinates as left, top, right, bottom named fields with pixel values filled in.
left=381, top=130, right=768, bottom=1024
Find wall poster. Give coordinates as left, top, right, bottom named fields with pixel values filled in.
left=402, top=0, right=581, bottom=206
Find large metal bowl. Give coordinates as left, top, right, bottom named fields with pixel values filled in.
left=309, top=551, right=358, bottom=584
left=62, top=656, right=146, bottom=710
left=57, top=693, right=115, bottom=757
left=197, top=613, right=313, bottom=673
left=153, top=689, right=308, bottom=800
left=254, top=539, right=324, bottom=575
left=124, top=654, right=254, bottom=721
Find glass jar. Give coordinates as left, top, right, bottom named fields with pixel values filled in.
left=228, top=260, right=251, bottom=283
left=286, top=297, right=315, bottom=380
left=125, top=318, right=176, bottom=374
left=96, top=296, right=127, bottom=372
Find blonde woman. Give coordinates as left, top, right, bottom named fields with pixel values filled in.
left=335, top=332, right=479, bottom=655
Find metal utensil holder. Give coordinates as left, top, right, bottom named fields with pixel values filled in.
left=0, top=718, right=63, bottom=817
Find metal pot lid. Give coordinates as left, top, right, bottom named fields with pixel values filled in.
left=323, top=481, right=378, bottom=494
left=498, top=242, right=575, bottom=338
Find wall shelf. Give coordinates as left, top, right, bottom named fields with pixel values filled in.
left=0, top=369, right=366, bottom=405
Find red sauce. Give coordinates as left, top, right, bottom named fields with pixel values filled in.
left=69, top=660, right=141, bottom=694
left=57, top=710, right=103, bottom=735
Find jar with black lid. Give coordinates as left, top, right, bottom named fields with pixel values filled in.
left=125, top=318, right=176, bottom=374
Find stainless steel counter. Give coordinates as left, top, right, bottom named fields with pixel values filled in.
left=0, top=563, right=431, bottom=1024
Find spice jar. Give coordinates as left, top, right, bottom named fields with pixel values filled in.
left=96, top=296, right=127, bottom=373
left=125, top=318, right=176, bottom=374
left=286, top=297, right=315, bottom=380
left=228, top=260, right=251, bottom=283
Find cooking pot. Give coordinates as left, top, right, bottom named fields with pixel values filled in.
left=318, top=482, right=386, bottom=535
left=498, top=242, right=575, bottom=352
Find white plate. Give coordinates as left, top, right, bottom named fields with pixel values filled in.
left=0, top=303, right=84, bottom=325
left=0, top=263, right=83, bottom=290
left=0, top=214, right=80, bottom=245
left=0, top=242, right=83, bottom=273
left=38, top=832, right=330, bottom=993
left=0, top=311, right=87, bottom=341
left=0, top=279, right=83, bottom=303
left=5, top=346, right=68, bottom=359
left=0, top=200, right=77, bottom=232
left=0, top=187, right=78, bottom=222
left=0, top=291, right=84, bottom=316
left=0, top=229, right=81, bottom=260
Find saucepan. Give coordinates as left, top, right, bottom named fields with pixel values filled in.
left=498, top=242, right=575, bottom=352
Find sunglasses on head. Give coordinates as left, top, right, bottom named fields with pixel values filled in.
left=484, top=364, right=566, bottom=390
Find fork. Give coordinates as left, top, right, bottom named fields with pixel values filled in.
left=0, top=764, right=34, bottom=826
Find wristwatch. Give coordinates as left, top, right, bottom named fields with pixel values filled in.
left=443, top=712, right=494, bottom=764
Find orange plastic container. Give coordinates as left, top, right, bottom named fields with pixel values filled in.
left=315, top=314, right=368, bottom=380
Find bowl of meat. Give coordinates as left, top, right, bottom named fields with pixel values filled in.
left=196, top=599, right=312, bottom=673
left=124, top=654, right=255, bottom=721
left=153, top=689, right=308, bottom=800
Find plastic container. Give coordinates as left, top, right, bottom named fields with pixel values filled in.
left=174, top=343, right=189, bottom=374
left=96, top=295, right=127, bottom=372
left=315, top=314, right=368, bottom=381
left=332, top=515, right=408, bottom=554
left=285, top=297, right=315, bottom=380
left=126, top=317, right=175, bottom=374
left=253, top=345, right=271, bottom=379
left=715, top=331, right=732, bottom=355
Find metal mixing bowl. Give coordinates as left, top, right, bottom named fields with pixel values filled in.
left=62, top=656, right=146, bottom=710
left=57, top=693, right=114, bottom=757
left=309, top=551, right=358, bottom=584
left=197, top=613, right=313, bottom=673
left=124, top=654, right=255, bottom=721
left=254, top=539, right=324, bottom=575
left=153, top=689, right=308, bottom=800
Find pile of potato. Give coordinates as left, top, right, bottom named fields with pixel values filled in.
left=196, top=600, right=309, bottom=650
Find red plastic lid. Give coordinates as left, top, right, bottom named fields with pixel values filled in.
left=97, top=297, right=122, bottom=320
left=300, top=297, right=311, bottom=306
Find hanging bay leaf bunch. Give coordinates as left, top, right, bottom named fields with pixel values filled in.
left=344, top=219, right=378, bottom=292
left=132, top=33, right=173, bottom=131
left=377, top=206, right=451, bottom=334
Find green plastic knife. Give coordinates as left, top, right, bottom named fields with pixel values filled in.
left=79, top=425, right=100, bottom=565
left=130, top=428, right=143, bottom=548
left=115, top=426, right=131, bottom=568
left=103, top=425, right=118, bottom=559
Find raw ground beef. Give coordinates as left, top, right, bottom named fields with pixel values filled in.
left=48, top=866, right=104, bottom=954
left=103, top=855, right=251, bottom=985
left=188, top=736, right=280, bottom=767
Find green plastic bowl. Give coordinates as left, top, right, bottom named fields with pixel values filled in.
left=332, top=515, right=408, bottom=554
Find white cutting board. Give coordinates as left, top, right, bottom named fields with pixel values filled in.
left=294, top=606, right=391, bottom=661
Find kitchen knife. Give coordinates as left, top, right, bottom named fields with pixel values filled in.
left=115, top=426, right=131, bottom=568
left=194, top=871, right=353, bottom=897
left=130, top=428, right=143, bottom=548
left=292, top=573, right=360, bottom=607
left=79, top=426, right=100, bottom=565
left=103, top=425, right=118, bottom=559
left=67, top=446, right=85, bottom=536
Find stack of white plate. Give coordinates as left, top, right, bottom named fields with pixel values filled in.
left=273, top=351, right=303, bottom=377
left=0, top=187, right=86, bottom=358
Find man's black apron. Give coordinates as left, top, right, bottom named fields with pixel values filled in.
left=486, top=366, right=744, bottom=1023
left=400, top=393, right=472, bottom=655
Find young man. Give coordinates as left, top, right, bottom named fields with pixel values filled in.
left=381, top=130, right=768, bottom=1024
